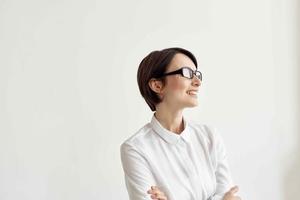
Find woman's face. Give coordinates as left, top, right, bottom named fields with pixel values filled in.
left=160, top=53, right=201, bottom=109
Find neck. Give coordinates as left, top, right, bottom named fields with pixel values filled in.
left=154, top=103, right=184, bottom=134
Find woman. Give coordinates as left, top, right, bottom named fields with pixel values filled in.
left=120, top=47, right=241, bottom=200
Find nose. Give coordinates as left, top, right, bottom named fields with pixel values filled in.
left=192, top=74, right=201, bottom=87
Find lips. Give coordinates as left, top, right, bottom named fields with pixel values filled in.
left=187, top=90, right=198, bottom=96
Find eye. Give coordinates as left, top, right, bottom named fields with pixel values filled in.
left=182, top=68, right=192, bottom=78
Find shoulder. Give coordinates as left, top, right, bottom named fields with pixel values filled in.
left=120, top=122, right=153, bottom=153
left=188, top=120, right=218, bottom=140
left=188, top=120, right=224, bottom=149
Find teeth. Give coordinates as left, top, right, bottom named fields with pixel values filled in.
left=188, top=91, right=198, bottom=95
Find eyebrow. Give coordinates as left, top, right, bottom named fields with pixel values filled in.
left=183, top=66, right=198, bottom=71
left=166, top=66, right=196, bottom=73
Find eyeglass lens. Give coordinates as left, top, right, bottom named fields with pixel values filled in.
left=182, top=68, right=202, bottom=80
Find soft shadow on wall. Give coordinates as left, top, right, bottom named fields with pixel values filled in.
left=284, top=0, right=300, bottom=199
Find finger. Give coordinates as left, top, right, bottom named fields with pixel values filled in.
left=152, top=193, right=167, bottom=200
left=148, top=190, right=159, bottom=195
left=151, top=186, right=158, bottom=190
left=148, top=187, right=167, bottom=200
left=229, top=186, right=239, bottom=194
left=148, top=186, right=158, bottom=194
left=157, top=194, right=167, bottom=200
left=149, top=186, right=158, bottom=192
left=147, top=189, right=154, bottom=194
left=151, top=186, right=164, bottom=195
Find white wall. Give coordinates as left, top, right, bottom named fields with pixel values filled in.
left=0, top=0, right=299, bottom=200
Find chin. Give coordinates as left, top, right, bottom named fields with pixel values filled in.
left=185, top=100, right=199, bottom=108
left=190, top=103, right=199, bottom=108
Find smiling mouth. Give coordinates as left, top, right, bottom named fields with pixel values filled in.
left=187, top=90, right=198, bottom=97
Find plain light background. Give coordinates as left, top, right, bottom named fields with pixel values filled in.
left=0, top=0, right=299, bottom=200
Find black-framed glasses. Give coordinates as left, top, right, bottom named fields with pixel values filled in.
left=156, top=67, right=202, bottom=81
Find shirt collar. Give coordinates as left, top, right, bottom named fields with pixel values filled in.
left=150, top=113, right=191, bottom=145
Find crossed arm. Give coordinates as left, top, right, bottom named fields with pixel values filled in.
left=120, top=128, right=242, bottom=200
left=147, top=185, right=241, bottom=200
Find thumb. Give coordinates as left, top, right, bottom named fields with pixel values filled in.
left=229, top=186, right=239, bottom=194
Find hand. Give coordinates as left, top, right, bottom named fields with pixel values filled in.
left=223, top=186, right=241, bottom=200
left=147, top=186, right=167, bottom=200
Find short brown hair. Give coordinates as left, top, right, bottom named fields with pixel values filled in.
left=137, top=47, right=198, bottom=111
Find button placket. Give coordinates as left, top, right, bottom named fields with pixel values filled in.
left=177, top=138, right=199, bottom=199
left=183, top=139, right=209, bottom=199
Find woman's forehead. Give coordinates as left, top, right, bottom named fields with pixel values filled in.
left=167, top=53, right=197, bottom=71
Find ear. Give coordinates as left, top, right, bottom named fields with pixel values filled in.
left=148, top=78, right=164, bottom=95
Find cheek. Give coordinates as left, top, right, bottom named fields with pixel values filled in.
left=165, top=78, right=189, bottom=93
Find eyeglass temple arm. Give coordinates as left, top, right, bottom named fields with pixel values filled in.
left=159, top=69, right=182, bottom=77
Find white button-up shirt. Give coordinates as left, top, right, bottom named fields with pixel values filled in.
left=120, top=114, right=234, bottom=200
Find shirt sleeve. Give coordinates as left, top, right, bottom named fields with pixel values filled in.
left=120, top=142, right=156, bottom=200
left=210, top=128, right=234, bottom=200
